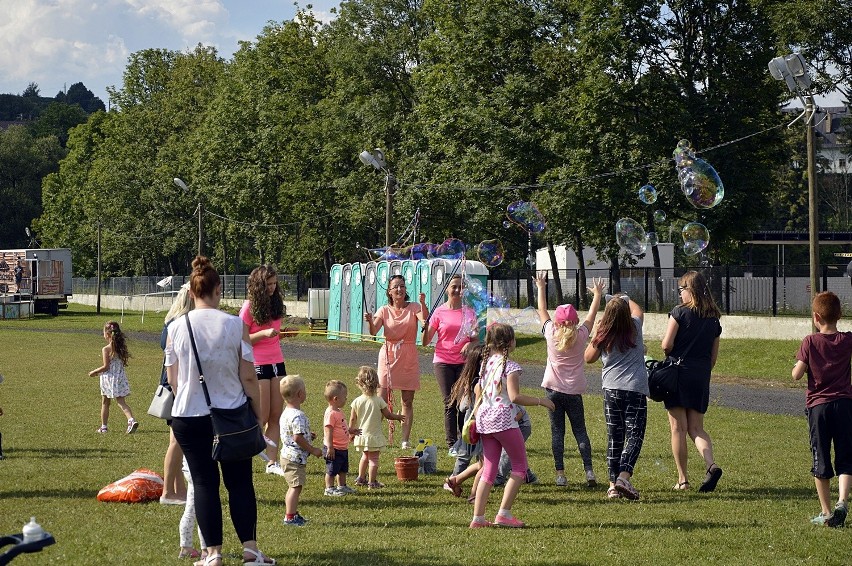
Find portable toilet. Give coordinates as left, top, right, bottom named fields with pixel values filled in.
left=349, top=263, right=364, bottom=342
left=327, top=264, right=343, bottom=340
left=340, top=264, right=352, bottom=339
left=416, top=259, right=432, bottom=317
left=401, top=260, right=417, bottom=301
left=389, top=260, right=402, bottom=277
left=362, top=261, right=378, bottom=339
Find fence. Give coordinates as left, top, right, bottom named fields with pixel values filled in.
left=72, top=264, right=852, bottom=316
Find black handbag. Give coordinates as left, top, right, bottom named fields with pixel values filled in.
left=185, top=315, right=266, bottom=462
left=646, top=328, right=702, bottom=402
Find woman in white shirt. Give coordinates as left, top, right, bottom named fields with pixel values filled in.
left=166, top=256, right=275, bottom=566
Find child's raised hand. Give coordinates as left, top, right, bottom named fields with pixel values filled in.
left=534, top=271, right=547, bottom=287
left=588, top=277, right=605, bottom=295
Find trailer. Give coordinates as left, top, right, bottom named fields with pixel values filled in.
left=0, top=249, right=72, bottom=316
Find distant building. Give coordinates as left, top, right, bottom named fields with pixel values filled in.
left=785, top=105, right=850, bottom=173
left=536, top=243, right=674, bottom=276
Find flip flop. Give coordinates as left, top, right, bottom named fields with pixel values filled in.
left=698, top=465, right=723, bottom=493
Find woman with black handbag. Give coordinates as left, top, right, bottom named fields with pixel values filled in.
left=661, top=271, right=723, bottom=493
left=165, top=256, right=275, bottom=566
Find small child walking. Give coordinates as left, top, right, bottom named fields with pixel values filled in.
left=470, top=323, right=555, bottom=528
left=793, top=291, right=852, bottom=528
left=535, top=272, right=603, bottom=487
left=349, top=366, right=405, bottom=489
left=88, top=321, right=138, bottom=434
left=584, top=294, right=649, bottom=501
left=279, top=374, right=323, bottom=526
left=323, top=380, right=359, bottom=496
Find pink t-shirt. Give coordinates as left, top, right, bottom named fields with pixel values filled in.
left=540, top=320, right=589, bottom=395
left=429, top=304, right=477, bottom=365
left=324, top=406, right=350, bottom=450
left=238, top=300, right=284, bottom=366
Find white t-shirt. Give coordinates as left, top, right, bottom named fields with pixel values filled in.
left=165, top=308, right=255, bottom=417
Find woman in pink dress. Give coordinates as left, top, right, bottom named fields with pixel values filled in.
left=364, top=275, right=429, bottom=449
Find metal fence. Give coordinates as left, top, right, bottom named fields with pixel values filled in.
left=72, top=264, right=852, bottom=316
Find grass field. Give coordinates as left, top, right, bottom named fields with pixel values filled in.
left=0, top=307, right=844, bottom=565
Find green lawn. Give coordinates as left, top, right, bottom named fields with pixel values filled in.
left=0, top=308, right=842, bottom=565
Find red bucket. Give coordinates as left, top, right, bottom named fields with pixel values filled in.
left=394, top=456, right=419, bottom=481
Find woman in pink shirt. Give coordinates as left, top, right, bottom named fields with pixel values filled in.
left=534, top=272, right=604, bottom=487
left=240, top=265, right=286, bottom=475
left=422, top=274, right=478, bottom=449
left=364, top=275, right=429, bottom=449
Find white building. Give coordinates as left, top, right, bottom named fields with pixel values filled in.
left=535, top=243, right=674, bottom=276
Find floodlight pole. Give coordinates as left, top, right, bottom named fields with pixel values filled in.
left=806, top=95, right=819, bottom=308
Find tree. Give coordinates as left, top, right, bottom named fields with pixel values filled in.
left=22, top=83, right=40, bottom=97
left=30, top=102, right=90, bottom=146
left=64, top=82, right=106, bottom=113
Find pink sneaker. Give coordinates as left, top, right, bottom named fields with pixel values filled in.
left=494, top=515, right=525, bottom=528
left=469, top=519, right=493, bottom=529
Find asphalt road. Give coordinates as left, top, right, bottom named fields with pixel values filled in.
left=282, top=340, right=805, bottom=417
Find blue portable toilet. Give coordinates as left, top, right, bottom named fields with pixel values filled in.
left=327, top=264, right=343, bottom=340
left=340, top=264, right=352, bottom=339
left=349, top=263, right=364, bottom=342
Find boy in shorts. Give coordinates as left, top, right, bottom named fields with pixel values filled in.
left=279, top=375, right=322, bottom=526
left=322, top=380, right=360, bottom=496
left=793, top=291, right=852, bottom=527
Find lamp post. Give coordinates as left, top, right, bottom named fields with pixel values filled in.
left=769, top=53, right=818, bottom=306
left=174, top=177, right=203, bottom=257
left=359, top=149, right=396, bottom=248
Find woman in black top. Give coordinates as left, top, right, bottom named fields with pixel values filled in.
left=661, top=271, right=723, bottom=493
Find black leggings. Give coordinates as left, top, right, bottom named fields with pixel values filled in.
left=172, top=416, right=257, bottom=546
left=434, top=363, right=465, bottom=447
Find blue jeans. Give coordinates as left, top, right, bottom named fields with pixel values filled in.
left=546, top=388, right=593, bottom=471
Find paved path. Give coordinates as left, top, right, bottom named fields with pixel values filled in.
left=283, top=340, right=805, bottom=417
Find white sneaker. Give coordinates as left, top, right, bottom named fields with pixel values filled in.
left=585, top=470, right=597, bottom=487
left=265, top=462, right=285, bottom=476
left=555, top=475, right=568, bottom=487
left=126, top=419, right=139, bottom=434
left=401, top=441, right=412, bottom=450
left=324, top=487, right=344, bottom=497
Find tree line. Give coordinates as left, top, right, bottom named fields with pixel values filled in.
left=27, top=0, right=852, bottom=294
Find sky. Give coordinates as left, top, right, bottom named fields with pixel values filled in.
left=0, top=1, right=846, bottom=109
left=0, top=0, right=341, bottom=106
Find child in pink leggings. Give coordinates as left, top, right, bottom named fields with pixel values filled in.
left=470, top=324, right=555, bottom=528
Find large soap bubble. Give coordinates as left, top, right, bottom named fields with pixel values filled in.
left=616, top=218, right=647, bottom=256
left=638, top=184, right=657, bottom=204
left=682, top=222, right=710, bottom=255
left=432, top=238, right=466, bottom=259
left=506, top=201, right=546, bottom=233
left=673, top=140, right=724, bottom=209
left=476, top=239, right=504, bottom=268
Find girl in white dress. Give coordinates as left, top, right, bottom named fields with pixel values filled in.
left=88, top=321, right=138, bottom=434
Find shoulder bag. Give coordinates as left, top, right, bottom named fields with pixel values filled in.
left=645, top=323, right=703, bottom=403
left=146, top=383, right=174, bottom=419
left=185, top=315, right=266, bottom=462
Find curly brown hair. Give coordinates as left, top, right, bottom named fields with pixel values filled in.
left=247, top=265, right=284, bottom=324
left=105, top=320, right=130, bottom=366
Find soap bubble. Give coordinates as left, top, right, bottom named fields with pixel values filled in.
left=673, top=141, right=724, bottom=209
left=506, top=201, right=546, bottom=233
left=502, top=220, right=512, bottom=229
left=476, top=239, right=505, bottom=268
left=432, top=238, right=466, bottom=259
left=459, top=275, right=511, bottom=337
left=616, top=218, right=647, bottom=256
left=638, top=184, right=658, bottom=204
left=410, top=243, right=436, bottom=260
left=514, top=306, right=541, bottom=334
left=654, top=210, right=666, bottom=223
left=646, top=232, right=659, bottom=246
left=682, top=222, right=710, bottom=255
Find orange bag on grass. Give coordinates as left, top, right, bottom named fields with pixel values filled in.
left=97, top=468, right=164, bottom=503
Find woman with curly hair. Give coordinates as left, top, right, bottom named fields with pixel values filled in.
left=240, top=265, right=287, bottom=475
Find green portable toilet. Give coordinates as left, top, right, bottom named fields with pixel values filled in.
left=340, top=264, right=352, bottom=339
left=402, top=260, right=417, bottom=301
left=362, top=262, right=377, bottom=340
left=374, top=261, right=390, bottom=342
left=328, top=264, right=343, bottom=340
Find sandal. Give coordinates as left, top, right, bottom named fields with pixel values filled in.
left=444, top=476, right=462, bottom=497
left=698, top=464, right=723, bottom=493
left=354, top=476, right=369, bottom=487
left=195, top=554, right=222, bottom=566
left=243, top=547, right=276, bottom=565
left=673, top=481, right=690, bottom=491
left=368, top=481, right=385, bottom=489
left=606, top=487, right=621, bottom=499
